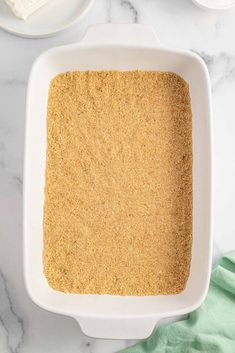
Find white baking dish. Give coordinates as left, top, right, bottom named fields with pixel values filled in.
left=24, top=24, right=213, bottom=340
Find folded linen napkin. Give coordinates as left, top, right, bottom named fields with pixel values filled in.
left=119, top=252, right=235, bottom=353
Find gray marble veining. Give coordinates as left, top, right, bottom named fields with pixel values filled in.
left=192, top=49, right=235, bottom=90
left=119, top=0, right=138, bottom=22
left=0, top=271, right=24, bottom=353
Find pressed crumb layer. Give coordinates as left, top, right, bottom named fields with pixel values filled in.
left=44, top=70, right=192, bottom=296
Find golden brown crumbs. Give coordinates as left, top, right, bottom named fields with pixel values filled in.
left=43, top=70, right=192, bottom=296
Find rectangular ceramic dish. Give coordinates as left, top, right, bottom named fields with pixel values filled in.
left=24, top=24, right=213, bottom=339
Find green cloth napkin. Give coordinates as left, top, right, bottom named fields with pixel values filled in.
left=120, top=252, right=235, bottom=353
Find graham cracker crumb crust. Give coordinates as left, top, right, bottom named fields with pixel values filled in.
left=44, top=70, right=192, bottom=296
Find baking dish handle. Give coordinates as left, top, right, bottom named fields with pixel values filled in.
left=75, top=316, right=159, bottom=339
left=80, top=24, right=161, bottom=47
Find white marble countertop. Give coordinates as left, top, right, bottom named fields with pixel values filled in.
left=1, top=1, right=235, bottom=352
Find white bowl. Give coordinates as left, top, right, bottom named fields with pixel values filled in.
left=24, top=24, right=213, bottom=339
left=192, top=0, right=235, bottom=10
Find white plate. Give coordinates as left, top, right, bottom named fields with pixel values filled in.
left=0, top=0, right=94, bottom=38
